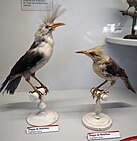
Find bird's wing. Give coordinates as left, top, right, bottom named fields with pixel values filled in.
left=10, top=49, right=43, bottom=76
left=105, top=58, right=136, bottom=93
left=29, top=41, right=41, bottom=50
left=105, top=57, right=127, bottom=78
left=0, top=41, right=43, bottom=93
left=29, top=37, right=45, bottom=50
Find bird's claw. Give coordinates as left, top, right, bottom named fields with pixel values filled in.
left=37, top=86, right=49, bottom=99
left=29, top=85, right=49, bottom=95
left=42, top=86, right=49, bottom=94
left=39, top=84, right=49, bottom=94
left=90, top=87, right=109, bottom=103
left=29, top=86, right=46, bottom=100
left=95, top=90, right=109, bottom=103
left=29, top=90, right=33, bottom=93
left=35, top=89, right=44, bottom=100
left=29, top=86, right=44, bottom=94
left=90, top=87, right=104, bottom=99
left=44, top=87, right=49, bottom=94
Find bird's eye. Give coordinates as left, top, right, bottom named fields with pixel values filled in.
left=45, top=25, right=50, bottom=29
left=89, top=52, right=96, bottom=56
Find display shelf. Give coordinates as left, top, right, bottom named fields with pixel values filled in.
left=0, top=89, right=137, bottom=141
left=106, top=37, right=137, bottom=46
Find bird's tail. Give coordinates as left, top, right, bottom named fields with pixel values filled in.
left=0, top=75, right=22, bottom=94
left=121, top=77, right=136, bottom=94
left=0, top=75, right=11, bottom=93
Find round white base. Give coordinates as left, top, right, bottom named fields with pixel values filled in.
left=26, top=110, right=59, bottom=126
left=82, top=112, right=112, bottom=131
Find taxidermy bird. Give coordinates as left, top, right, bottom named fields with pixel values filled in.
left=0, top=3, right=65, bottom=99
left=76, top=45, right=136, bottom=100
left=126, top=0, right=137, bottom=12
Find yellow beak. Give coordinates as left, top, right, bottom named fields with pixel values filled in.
left=51, top=22, right=65, bottom=29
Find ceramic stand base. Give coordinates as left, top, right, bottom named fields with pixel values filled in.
left=26, top=110, right=58, bottom=126
left=26, top=88, right=58, bottom=126
left=82, top=112, right=112, bottom=131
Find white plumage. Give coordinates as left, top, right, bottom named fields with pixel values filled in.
left=30, top=36, right=54, bottom=74
left=0, top=3, right=65, bottom=99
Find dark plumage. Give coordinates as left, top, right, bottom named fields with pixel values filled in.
left=105, top=57, right=136, bottom=93
left=0, top=50, right=43, bottom=93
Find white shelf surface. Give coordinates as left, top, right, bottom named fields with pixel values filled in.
left=106, top=37, right=137, bottom=46
left=0, top=89, right=137, bottom=141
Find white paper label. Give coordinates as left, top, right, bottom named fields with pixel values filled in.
left=21, top=0, right=53, bottom=11
left=87, top=131, right=120, bottom=140
left=26, top=125, right=59, bottom=134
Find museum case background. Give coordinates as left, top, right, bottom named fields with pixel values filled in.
left=0, top=0, right=137, bottom=141
left=0, top=0, right=136, bottom=91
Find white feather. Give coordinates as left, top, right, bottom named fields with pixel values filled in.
left=43, top=3, right=66, bottom=24
left=30, top=36, right=54, bottom=74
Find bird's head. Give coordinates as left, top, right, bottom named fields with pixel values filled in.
left=76, top=45, right=106, bottom=62
left=35, top=3, right=65, bottom=37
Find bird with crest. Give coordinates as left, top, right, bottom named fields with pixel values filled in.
left=0, top=3, right=65, bottom=99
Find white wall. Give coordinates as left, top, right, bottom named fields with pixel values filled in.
left=0, top=0, right=136, bottom=92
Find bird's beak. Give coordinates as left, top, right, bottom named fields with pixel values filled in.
left=51, top=22, right=65, bottom=29
left=75, top=50, right=88, bottom=54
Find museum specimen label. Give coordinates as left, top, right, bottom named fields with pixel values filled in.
left=87, top=130, right=120, bottom=140
left=21, top=0, right=53, bottom=11
left=26, top=124, right=59, bottom=134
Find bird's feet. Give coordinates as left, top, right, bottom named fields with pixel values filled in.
left=90, top=87, right=109, bottom=103
left=29, top=85, right=49, bottom=94
left=29, top=85, right=49, bottom=100
left=41, top=84, right=49, bottom=94
left=90, top=87, right=103, bottom=99
left=29, top=88, right=44, bottom=100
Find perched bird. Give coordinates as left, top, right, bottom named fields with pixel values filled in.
left=0, top=4, right=65, bottom=99
left=126, top=0, right=137, bottom=12
left=76, top=45, right=136, bottom=100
